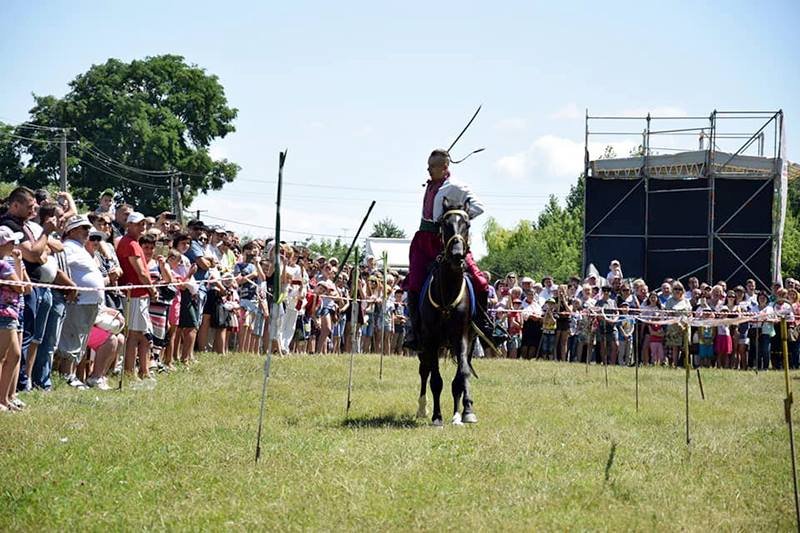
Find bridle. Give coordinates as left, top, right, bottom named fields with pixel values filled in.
left=441, top=208, right=469, bottom=258
left=427, top=208, right=470, bottom=314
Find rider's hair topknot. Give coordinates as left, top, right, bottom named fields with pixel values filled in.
left=429, top=149, right=450, bottom=164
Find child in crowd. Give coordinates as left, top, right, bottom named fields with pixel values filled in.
left=0, top=229, right=26, bottom=412
left=714, top=307, right=733, bottom=368
left=617, top=302, right=636, bottom=366
left=540, top=298, right=557, bottom=360
left=648, top=322, right=665, bottom=366
left=568, top=298, right=582, bottom=362
left=506, top=298, right=523, bottom=359
left=696, top=308, right=716, bottom=368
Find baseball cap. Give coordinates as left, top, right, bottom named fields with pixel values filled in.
left=127, top=212, right=145, bottom=224
left=0, top=226, right=23, bottom=246
left=89, top=229, right=108, bottom=240
left=64, top=215, right=93, bottom=234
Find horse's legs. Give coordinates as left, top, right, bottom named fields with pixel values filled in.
left=452, top=337, right=477, bottom=424
left=429, top=354, right=444, bottom=426
left=417, top=355, right=429, bottom=418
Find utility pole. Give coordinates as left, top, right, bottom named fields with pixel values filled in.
left=175, top=175, right=185, bottom=226
left=170, top=174, right=176, bottom=215
left=59, top=128, right=67, bottom=191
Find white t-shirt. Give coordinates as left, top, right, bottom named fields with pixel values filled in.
left=63, top=239, right=104, bottom=305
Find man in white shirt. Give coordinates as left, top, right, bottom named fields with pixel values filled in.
left=57, top=215, right=106, bottom=389
left=404, top=149, right=497, bottom=350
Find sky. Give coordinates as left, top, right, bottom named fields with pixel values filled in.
left=1, top=0, right=799, bottom=257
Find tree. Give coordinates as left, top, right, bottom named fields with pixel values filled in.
left=0, top=55, right=239, bottom=212
left=478, top=193, right=583, bottom=282
left=302, top=237, right=350, bottom=264
left=782, top=208, right=800, bottom=280
left=370, top=217, right=406, bottom=239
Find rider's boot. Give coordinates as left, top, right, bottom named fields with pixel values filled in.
left=402, top=291, right=421, bottom=352
left=475, top=290, right=507, bottom=354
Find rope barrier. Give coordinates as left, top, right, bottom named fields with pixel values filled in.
left=2, top=278, right=795, bottom=327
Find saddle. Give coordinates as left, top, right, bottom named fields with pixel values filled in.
left=419, top=265, right=476, bottom=318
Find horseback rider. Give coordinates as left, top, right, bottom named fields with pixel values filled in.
left=403, top=148, right=497, bottom=351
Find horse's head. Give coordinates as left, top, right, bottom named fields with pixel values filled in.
left=439, top=197, right=470, bottom=264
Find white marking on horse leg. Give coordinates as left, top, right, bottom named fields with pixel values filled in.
left=463, top=412, right=478, bottom=424
left=432, top=418, right=444, bottom=428
left=416, top=395, right=428, bottom=418
left=451, top=412, right=463, bottom=425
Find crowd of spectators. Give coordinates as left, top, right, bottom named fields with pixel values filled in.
left=0, top=185, right=797, bottom=413
left=487, top=260, right=800, bottom=371
left=0, top=186, right=411, bottom=412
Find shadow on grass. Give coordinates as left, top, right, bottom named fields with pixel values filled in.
left=339, top=413, right=421, bottom=430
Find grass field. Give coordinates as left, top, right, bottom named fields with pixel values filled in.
left=1, top=352, right=797, bottom=531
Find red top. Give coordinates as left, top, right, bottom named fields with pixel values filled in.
left=421, top=173, right=449, bottom=221
left=116, top=235, right=149, bottom=297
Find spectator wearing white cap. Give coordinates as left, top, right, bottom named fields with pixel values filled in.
left=365, top=254, right=377, bottom=276
left=606, top=260, right=623, bottom=286
left=56, top=215, right=105, bottom=389
left=0, top=227, right=26, bottom=411
left=116, top=211, right=156, bottom=380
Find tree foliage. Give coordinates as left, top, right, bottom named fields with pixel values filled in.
left=479, top=192, right=583, bottom=282
left=0, top=55, right=239, bottom=212
left=783, top=177, right=800, bottom=280
left=370, top=217, right=407, bottom=239
left=302, top=237, right=350, bottom=264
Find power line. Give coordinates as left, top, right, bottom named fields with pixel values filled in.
left=230, top=178, right=549, bottom=199
left=209, top=190, right=549, bottom=207
left=76, top=158, right=171, bottom=189
left=17, top=122, right=72, bottom=132
left=195, top=212, right=358, bottom=240
left=78, top=142, right=178, bottom=177
left=0, top=131, right=80, bottom=145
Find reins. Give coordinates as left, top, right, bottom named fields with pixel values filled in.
left=427, top=208, right=470, bottom=315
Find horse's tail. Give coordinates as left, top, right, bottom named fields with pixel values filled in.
left=467, top=337, right=479, bottom=379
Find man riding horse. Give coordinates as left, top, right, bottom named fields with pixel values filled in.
left=403, top=149, right=497, bottom=352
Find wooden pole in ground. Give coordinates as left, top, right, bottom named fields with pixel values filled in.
left=118, top=289, right=132, bottom=390
left=255, top=150, right=286, bottom=464
left=683, top=322, right=691, bottom=445
left=780, top=318, right=800, bottom=530
left=635, top=321, right=639, bottom=413
left=346, top=249, right=360, bottom=415
left=379, top=250, right=388, bottom=380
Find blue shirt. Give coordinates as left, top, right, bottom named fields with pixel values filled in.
left=235, top=262, right=257, bottom=300
left=186, top=240, right=209, bottom=282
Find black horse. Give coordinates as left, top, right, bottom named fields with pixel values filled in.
left=416, top=198, right=478, bottom=426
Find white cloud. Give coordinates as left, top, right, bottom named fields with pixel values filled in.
left=494, top=135, right=641, bottom=180
left=495, top=152, right=530, bottom=179
left=550, top=103, right=582, bottom=120
left=494, top=117, right=527, bottom=131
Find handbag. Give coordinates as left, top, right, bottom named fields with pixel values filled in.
left=789, top=325, right=799, bottom=343
left=94, top=306, right=125, bottom=334
left=212, top=299, right=230, bottom=328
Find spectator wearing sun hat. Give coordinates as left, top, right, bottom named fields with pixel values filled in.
left=56, top=215, right=105, bottom=389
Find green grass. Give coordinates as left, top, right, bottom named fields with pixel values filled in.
left=1, top=353, right=797, bottom=531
